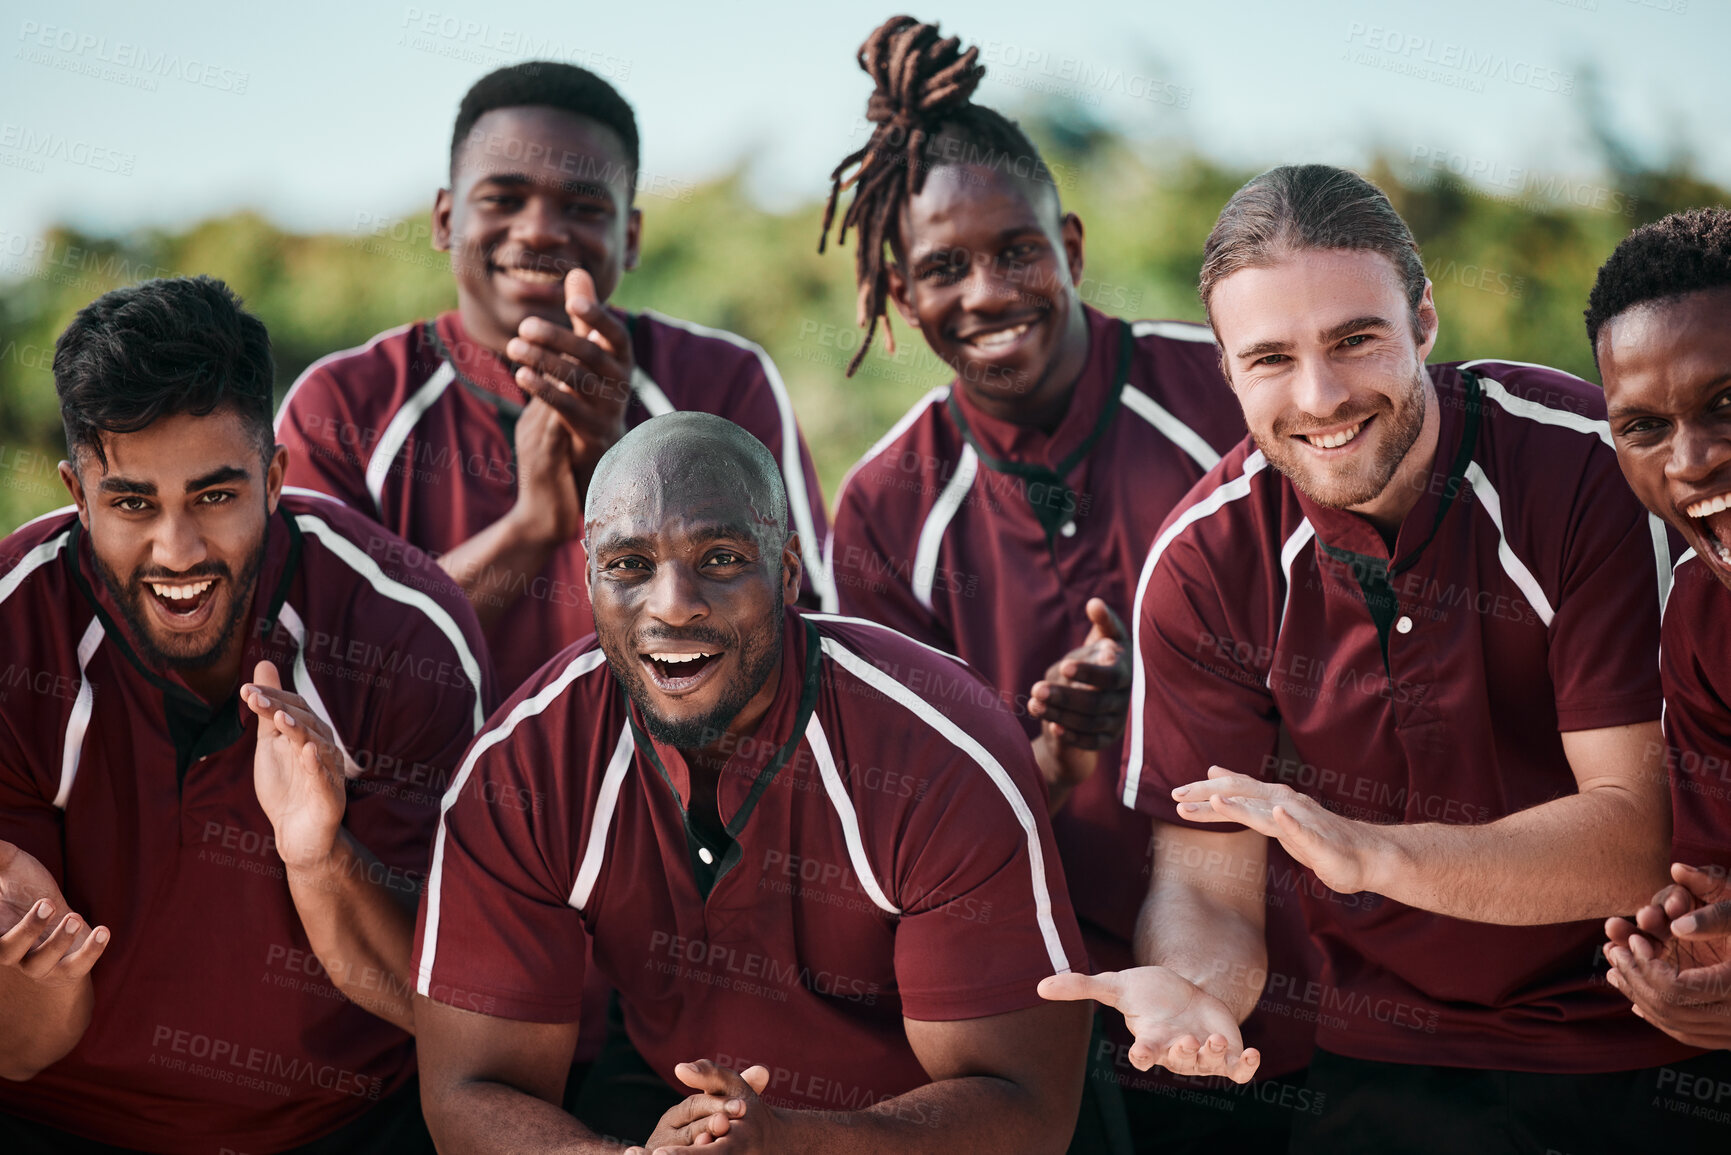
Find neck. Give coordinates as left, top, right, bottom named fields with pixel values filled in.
left=180, top=633, right=247, bottom=705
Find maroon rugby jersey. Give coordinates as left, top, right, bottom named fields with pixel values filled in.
left=1659, top=550, right=1731, bottom=871
left=0, top=493, right=491, bottom=1153
left=414, top=609, right=1086, bottom=1112
left=1123, top=358, right=1689, bottom=1073
left=276, top=309, right=829, bottom=693
left=825, top=305, right=1319, bottom=1077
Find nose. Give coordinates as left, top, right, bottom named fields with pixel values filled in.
left=509, top=194, right=568, bottom=250
left=1667, top=420, right=1731, bottom=486
left=959, top=249, right=1016, bottom=314
left=643, top=559, right=709, bottom=628
left=1290, top=358, right=1354, bottom=422
left=151, top=510, right=209, bottom=575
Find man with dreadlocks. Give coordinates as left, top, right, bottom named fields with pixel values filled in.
left=819, top=15, right=1316, bottom=1153
left=1592, top=209, right=1731, bottom=1070
left=275, top=61, right=829, bottom=697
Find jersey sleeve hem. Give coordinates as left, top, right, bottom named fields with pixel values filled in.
left=1553, top=694, right=1662, bottom=733
left=897, top=975, right=1068, bottom=1023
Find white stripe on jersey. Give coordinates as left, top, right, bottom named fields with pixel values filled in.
left=636, top=311, right=827, bottom=604
left=631, top=366, right=676, bottom=416
left=1124, top=451, right=1270, bottom=808
left=1121, top=386, right=1221, bottom=472
left=912, top=446, right=978, bottom=612
left=55, top=618, right=103, bottom=810
left=804, top=713, right=900, bottom=916
left=1270, top=519, right=1316, bottom=687
left=420, top=648, right=609, bottom=994
left=0, top=530, right=71, bottom=608
left=291, top=513, right=485, bottom=732
left=273, top=322, right=417, bottom=437
left=276, top=602, right=352, bottom=763
left=1131, top=320, right=1217, bottom=345
left=366, top=363, right=456, bottom=518
left=801, top=612, right=965, bottom=666
left=569, top=723, right=635, bottom=913
left=1462, top=462, right=1556, bottom=628
left=822, top=387, right=951, bottom=613
left=818, top=636, right=1073, bottom=975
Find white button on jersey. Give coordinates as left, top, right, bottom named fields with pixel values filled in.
left=698, top=846, right=714, bottom=865
left=1396, top=616, right=1413, bottom=634
left=1060, top=521, right=1077, bottom=538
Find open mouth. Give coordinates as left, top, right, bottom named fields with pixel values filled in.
left=957, top=316, right=1040, bottom=355
left=145, top=577, right=219, bottom=628
left=1297, top=415, right=1372, bottom=451
left=489, top=254, right=575, bottom=293
left=1683, top=492, right=1731, bottom=568
left=641, top=649, right=723, bottom=693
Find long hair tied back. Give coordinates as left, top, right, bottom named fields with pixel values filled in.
left=818, top=16, right=986, bottom=375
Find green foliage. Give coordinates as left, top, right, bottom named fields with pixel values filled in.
left=1, top=138, right=1724, bottom=533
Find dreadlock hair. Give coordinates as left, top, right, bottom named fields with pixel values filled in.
left=54, top=276, right=276, bottom=471
left=451, top=61, right=640, bottom=188
left=818, top=15, right=1058, bottom=375
left=1585, top=207, right=1731, bottom=357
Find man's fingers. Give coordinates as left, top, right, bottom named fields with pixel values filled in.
left=52, top=921, right=109, bottom=978
left=19, top=912, right=89, bottom=979
left=0, top=898, right=56, bottom=964
left=740, top=1065, right=769, bottom=1095
left=1674, top=900, right=1731, bottom=940
left=1038, top=970, right=1119, bottom=1008
left=1044, top=659, right=1129, bottom=692
left=1083, top=597, right=1129, bottom=645
left=1028, top=686, right=1128, bottom=733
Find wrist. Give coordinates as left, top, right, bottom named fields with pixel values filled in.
left=1359, top=823, right=1411, bottom=898
left=505, top=499, right=564, bottom=548
left=280, top=828, right=347, bottom=879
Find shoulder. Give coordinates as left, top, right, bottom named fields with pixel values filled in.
left=1119, top=316, right=1243, bottom=462
left=462, top=640, right=618, bottom=776
left=0, top=510, right=87, bottom=761
left=1152, top=441, right=1286, bottom=567
left=631, top=309, right=779, bottom=384
left=831, top=387, right=955, bottom=518
left=0, top=508, right=79, bottom=612
left=1449, top=358, right=1614, bottom=464
left=275, top=321, right=430, bottom=431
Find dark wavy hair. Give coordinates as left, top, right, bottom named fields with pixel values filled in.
left=54, top=275, right=275, bottom=470
left=452, top=60, right=640, bottom=186
left=1586, top=207, right=1731, bottom=358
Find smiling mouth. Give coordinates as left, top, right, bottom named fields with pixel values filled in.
left=1297, top=416, right=1371, bottom=450
left=144, top=576, right=219, bottom=628
left=1683, top=493, right=1731, bottom=567
left=641, top=650, right=722, bottom=691
left=958, top=318, right=1037, bottom=352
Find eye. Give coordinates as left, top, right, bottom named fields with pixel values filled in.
left=1619, top=418, right=1666, bottom=438
left=1000, top=243, right=1037, bottom=263
left=607, top=556, right=650, bottom=572
left=1340, top=334, right=1372, bottom=348
left=1254, top=353, right=1289, bottom=367
left=479, top=194, right=522, bottom=210
left=1712, top=390, right=1731, bottom=412
left=197, top=490, right=235, bottom=505
left=113, top=496, right=150, bottom=513
left=704, top=550, right=745, bottom=568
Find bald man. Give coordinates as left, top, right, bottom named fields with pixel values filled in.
left=410, top=413, right=1090, bottom=1153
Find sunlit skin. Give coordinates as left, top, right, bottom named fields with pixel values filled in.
left=585, top=443, right=801, bottom=767
left=1600, top=286, right=1731, bottom=588
left=1211, top=249, right=1441, bottom=534
left=887, top=163, right=1089, bottom=432
left=433, top=105, right=642, bottom=358
left=58, top=410, right=284, bottom=704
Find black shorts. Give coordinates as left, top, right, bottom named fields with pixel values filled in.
left=1290, top=1046, right=1731, bottom=1155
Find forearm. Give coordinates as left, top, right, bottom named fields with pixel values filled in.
left=436, top=509, right=562, bottom=629
left=1369, top=786, right=1670, bottom=923
left=428, top=1080, right=621, bottom=1154
left=285, top=829, right=418, bottom=1031
left=0, top=972, right=92, bottom=1080
left=1031, top=734, right=1077, bottom=815
left=1134, top=882, right=1267, bottom=1022
left=770, top=1073, right=1073, bottom=1155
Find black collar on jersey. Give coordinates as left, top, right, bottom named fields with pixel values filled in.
left=425, top=321, right=527, bottom=458
left=622, top=617, right=823, bottom=901
left=66, top=508, right=303, bottom=784
left=944, top=319, right=1134, bottom=546
left=1314, top=370, right=1484, bottom=674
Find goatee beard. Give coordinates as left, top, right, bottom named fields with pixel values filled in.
left=97, top=542, right=264, bottom=674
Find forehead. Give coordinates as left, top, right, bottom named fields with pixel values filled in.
left=1211, top=249, right=1408, bottom=335
left=1600, top=287, right=1731, bottom=403
left=588, top=448, right=776, bottom=545
left=456, top=105, right=630, bottom=188
left=86, top=409, right=260, bottom=482
left=901, top=164, right=1055, bottom=250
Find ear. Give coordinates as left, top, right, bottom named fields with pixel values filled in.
left=59, top=459, right=89, bottom=528
left=781, top=532, right=803, bottom=606
left=265, top=444, right=288, bottom=515
left=1414, top=280, right=1440, bottom=362
left=885, top=263, right=920, bottom=331
left=1060, top=212, right=1085, bottom=286
left=623, top=206, right=644, bottom=273
left=432, top=187, right=455, bottom=253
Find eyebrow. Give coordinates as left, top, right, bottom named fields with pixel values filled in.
left=1233, top=315, right=1396, bottom=361
left=1607, top=371, right=1731, bottom=421
left=96, top=465, right=251, bottom=497
left=592, top=523, right=765, bottom=556
left=473, top=173, right=613, bottom=200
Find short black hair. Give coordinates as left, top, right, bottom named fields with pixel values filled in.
left=54, top=275, right=275, bottom=470
left=450, top=61, right=640, bottom=185
left=1586, top=207, right=1731, bottom=353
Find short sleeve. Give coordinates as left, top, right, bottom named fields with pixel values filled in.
left=1548, top=460, right=1665, bottom=732
left=0, top=711, right=64, bottom=882
left=826, top=477, right=952, bottom=650
left=277, top=369, right=376, bottom=515
left=412, top=693, right=589, bottom=1023
left=1123, top=535, right=1281, bottom=825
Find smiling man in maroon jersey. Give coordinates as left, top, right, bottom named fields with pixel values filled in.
left=275, top=61, right=828, bottom=696
left=1592, top=209, right=1731, bottom=1070
left=818, top=18, right=1314, bottom=1152
left=412, top=411, right=1089, bottom=1154
left=0, top=277, right=490, bottom=1153
left=1041, top=166, right=1731, bottom=1151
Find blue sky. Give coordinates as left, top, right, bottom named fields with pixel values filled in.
left=0, top=0, right=1723, bottom=246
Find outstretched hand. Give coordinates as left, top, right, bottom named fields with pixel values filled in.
left=1039, top=967, right=1260, bottom=1084
left=0, top=839, right=108, bottom=989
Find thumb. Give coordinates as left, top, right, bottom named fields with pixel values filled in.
left=249, top=660, right=283, bottom=738
left=252, top=659, right=282, bottom=691
left=1038, top=970, right=1118, bottom=1008
left=565, top=268, right=606, bottom=345
left=740, top=1065, right=770, bottom=1095
left=1084, top=597, right=1127, bottom=645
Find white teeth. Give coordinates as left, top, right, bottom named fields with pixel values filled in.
left=968, top=323, right=1030, bottom=349
left=150, top=580, right=212, bottom=600
left=649, top=652, right=713, bottom=665
left=502, top=267, right=562, bottom=284
left=1714, top=539, right=1731, bottom=567
left=1303, top=421, right=1365, bottom=450
left=1686, top=493, right=1731, bottom=519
